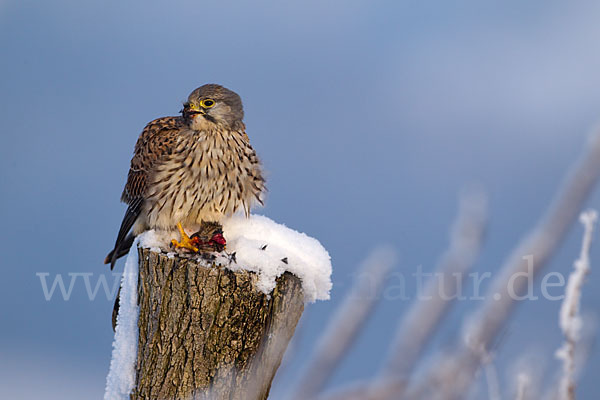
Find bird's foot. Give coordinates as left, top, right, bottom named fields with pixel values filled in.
left=171, top=222, right=201, bottom=252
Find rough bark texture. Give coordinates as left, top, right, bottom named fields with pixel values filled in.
left=132, top=248, right=304, bottom=400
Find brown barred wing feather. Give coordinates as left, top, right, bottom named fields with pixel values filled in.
left=105, top=117, right=183, bottom=268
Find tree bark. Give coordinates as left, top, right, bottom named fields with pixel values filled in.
left=131, top=248, right=304, bottom=400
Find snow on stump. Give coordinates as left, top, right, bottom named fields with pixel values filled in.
left=105, top=215, right=332, bottom=400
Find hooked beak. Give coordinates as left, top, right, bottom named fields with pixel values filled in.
left=181, top=104, right=205, bottom=118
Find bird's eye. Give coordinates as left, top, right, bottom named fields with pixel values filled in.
left=200, top=99, right=215, bottom=108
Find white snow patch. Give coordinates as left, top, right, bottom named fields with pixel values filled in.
left=138, top=214, right=332, bottom=302
left=223, top=214, right=332, bottom=302
left=104, top=238, right=140, bottom=400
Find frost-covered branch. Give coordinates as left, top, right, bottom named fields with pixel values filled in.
left=515, top=373, right=530, bottom=400
left=483, top=351, right=501, bottom=400
left=555, top=210, right=597, bottom=400
left=310, top=191, right=487, bottom=400
left=290, top=247, right=397, bottom=400
left=375, top=190, right=487, bottom=398
left=405, top=129, right=600, bottom=399
left=543, top=313, right=597, bottom=400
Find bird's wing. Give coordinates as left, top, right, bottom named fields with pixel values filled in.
left=121, top=116, right=184, bottom=203
left=106, top=116, right=184, bottom=268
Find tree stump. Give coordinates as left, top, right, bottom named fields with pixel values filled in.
left=132, top=248, right=304, bottom=400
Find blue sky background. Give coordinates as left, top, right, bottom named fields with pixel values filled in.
left=1, top=0, right=600, bottom=398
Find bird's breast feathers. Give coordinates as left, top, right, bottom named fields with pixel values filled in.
left=139, top=127, right=265, bottom=232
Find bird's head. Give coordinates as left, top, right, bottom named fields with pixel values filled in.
left=182, top=84, right=244, bottom=131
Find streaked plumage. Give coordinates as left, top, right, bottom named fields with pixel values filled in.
left=105, top=84, right=265, bottom=268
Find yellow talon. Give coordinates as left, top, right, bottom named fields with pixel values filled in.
left=171, top=222, right=199, bottom=252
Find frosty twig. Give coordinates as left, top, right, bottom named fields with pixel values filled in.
left=555, top=210, right=597, bottom=400
left=407, top=130, right=600, bottom=399
left=291, top=247, right=397, bottom=400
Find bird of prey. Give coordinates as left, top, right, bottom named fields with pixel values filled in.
left=105, top=84, right=266, bottom=269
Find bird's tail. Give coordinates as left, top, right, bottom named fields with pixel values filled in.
left=104, top=233, right=135, bottom=269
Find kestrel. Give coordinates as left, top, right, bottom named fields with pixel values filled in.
left=105, top=84, right=266, bottom=269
